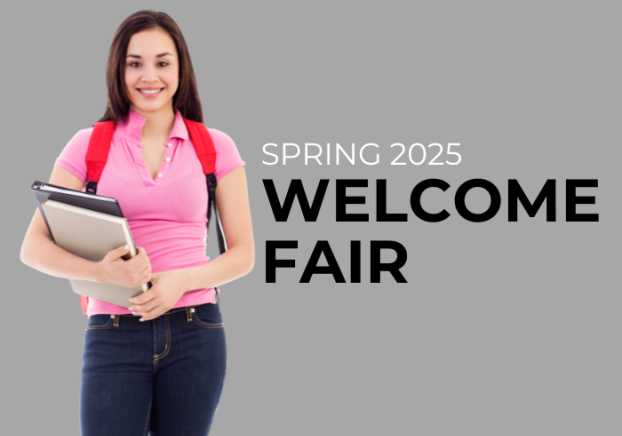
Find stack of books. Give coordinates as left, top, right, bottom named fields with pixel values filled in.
left=31, top=181, right=151, bottom=308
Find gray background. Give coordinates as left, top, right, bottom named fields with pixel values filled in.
left=2, top=1, right=619, bottom=435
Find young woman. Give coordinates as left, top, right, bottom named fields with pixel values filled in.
left=20, top=10, right=254, bottom=436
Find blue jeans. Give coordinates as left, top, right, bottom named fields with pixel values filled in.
left=80, top=302, right=227, bottom=436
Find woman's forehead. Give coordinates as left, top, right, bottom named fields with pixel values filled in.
left=127, top=29, right=177, bottom=56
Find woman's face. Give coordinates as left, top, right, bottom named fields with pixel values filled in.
left=124, top=28, right=179, bottom=117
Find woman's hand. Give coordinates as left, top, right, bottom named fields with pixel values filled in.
left=128, top=269, right=187, bottom=321
left=98, top=245, right=152, bottom=288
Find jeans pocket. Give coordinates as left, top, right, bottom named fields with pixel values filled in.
left=192, top=303, right=224, bottom=329
left=86, top=315, right=115, bottom=331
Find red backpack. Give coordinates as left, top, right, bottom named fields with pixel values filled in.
left=81, top=118, right=226, bottom=316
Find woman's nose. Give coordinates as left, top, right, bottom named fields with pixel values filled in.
left=142, top=67, right=159, bottom=83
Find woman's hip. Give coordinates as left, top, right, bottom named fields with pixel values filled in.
left=82, top=302, right=226, bottom=372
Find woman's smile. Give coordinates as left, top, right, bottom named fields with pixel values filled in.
left=137, top=87, right=165, bottom=98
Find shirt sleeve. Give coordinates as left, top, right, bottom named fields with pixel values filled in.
left=54, top=127, right=94, bottom=185
left=208, top=128, right=246, bottom=181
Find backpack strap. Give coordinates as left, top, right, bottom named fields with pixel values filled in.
left=85, top=121, right=115, bottom=194
left=183, top=119, right=227, bottom=261
left=80, top=121, right=115, bottom=316
left=79, top=118, right=226, bottom=316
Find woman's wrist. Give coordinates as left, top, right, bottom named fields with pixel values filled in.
left=170, top=268, right=191, bottom=294
left=152, top=269, right=192, bottom=295
left=91, top=260, right=109, bottom=284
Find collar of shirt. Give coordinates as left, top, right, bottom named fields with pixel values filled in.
left=115, top=108, right=189, bottom=145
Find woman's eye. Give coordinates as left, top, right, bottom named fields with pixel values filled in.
left=127, top=61, right=168, bottom=68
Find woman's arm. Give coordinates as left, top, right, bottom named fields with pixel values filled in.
left=175, top=166, right=255, bottom=292
left=20, top=166, right=106, bottom=282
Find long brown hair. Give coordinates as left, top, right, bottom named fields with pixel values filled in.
left=97, top=10, right=203, bottom=124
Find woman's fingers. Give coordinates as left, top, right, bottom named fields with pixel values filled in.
left=130, top=298, right=157, bottom=315
left=136, top=305, right=164, bottom=322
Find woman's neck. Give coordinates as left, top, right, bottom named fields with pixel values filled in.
left=132, top=105, right=176, bottom=144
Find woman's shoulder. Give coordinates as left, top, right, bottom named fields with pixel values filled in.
left=54, top=126, right=97, bottom=183
left=204, top=127, right=241, bottom=154
left=60, top=126, right=96, bottom=152
left=205, top=127, right=234, bottom=144
left=67, top=126, right=96, bottom=147
left=203, top=127, right=245, bottom=179
left=74, top=125, right=96, bottom=136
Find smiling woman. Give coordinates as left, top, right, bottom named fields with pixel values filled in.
left=125, top=30, right=179, bottom=113
left=20, top=9, right=254, bottom=436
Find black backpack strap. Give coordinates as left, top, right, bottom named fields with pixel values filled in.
left=206, top=173, right=226, bottom=255
left=86, top=181, right=98, bottom=194
left=206, top=172, right=226, bottom=304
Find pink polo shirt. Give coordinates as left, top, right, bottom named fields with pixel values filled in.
left=55, top=109, right=245, bottom=316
